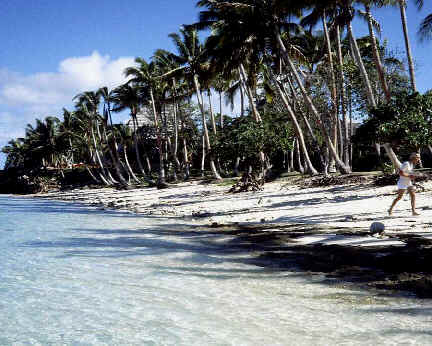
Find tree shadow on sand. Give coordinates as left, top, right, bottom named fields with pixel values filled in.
left=21, top=220, right=432, bottom=302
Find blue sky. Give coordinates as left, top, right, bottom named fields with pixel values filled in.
left=0, top=0, right=432, bottom=167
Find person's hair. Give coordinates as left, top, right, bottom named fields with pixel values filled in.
left=409, top=152, right=420, bottom=160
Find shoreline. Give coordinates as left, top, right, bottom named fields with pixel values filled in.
left=22, top=178, right=432, bottom=298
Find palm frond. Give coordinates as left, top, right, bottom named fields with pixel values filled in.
left=418, top=14, right=432, bottom=42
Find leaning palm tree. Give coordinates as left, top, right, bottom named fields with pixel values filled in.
left=196, top=0, right=327, bottom=174
left=385, top=0, right=422, bottom=91
left=357, top=0, right=392, bottom=102
left=58, top=108, right=78, bottom=168
left=153, top=48, right=184, bottom=180
left=124, top=58, right=167, bottom=186
left=73, top=93, right=116, bottom=185
left=111, top=82, right=151, bottom=181
left=398, top=0, right=422, bottom=91
left=163, top=26, right=222, bottom=180
left=112, top=123, right=142, bottom=183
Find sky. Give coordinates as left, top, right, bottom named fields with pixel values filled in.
left=1, top=0, right=432, bottom=168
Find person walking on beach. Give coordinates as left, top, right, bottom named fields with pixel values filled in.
left=388, top=152, right=421, bottom=216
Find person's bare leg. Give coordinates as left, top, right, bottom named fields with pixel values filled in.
left=409, top=187, right=420, bottom=216
left=389, top=190, right=405, bottom=215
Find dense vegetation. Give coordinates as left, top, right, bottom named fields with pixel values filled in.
left=3, top=0, right=432, bottom=192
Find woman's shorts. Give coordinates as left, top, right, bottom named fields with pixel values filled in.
left=397, top=180, right=413, bottom=190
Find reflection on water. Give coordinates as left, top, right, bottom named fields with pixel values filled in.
left=1, top=196, right=432, bottom=345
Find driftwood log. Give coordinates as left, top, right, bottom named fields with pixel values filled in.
left=229, top=172, right=264, bottom=193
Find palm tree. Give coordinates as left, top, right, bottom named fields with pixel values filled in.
left=165, top=26, right=222, bottom=179
left=358, top=0, right=391, bottom=102
left=95, top=87, right=130, bottom=185
left=112, top=124, right=141, bottom=183
left=111, top=82, right=150, bottom=180
left=73, top=92, right=116, bottom=185
left=397, top=0, right=418, bottom=91
left=417, top=0, right=432, bottom=41
left=196, top=0, right=351, bottom=173
left=124, top=58, right=168, bottom=186
left=58, top=108, right=78, bottom=168
left=2, top=138, right=26, bottom=170
left=196, top=1, right=319, bottom=174
left=28, top=116, right=62, bottom=170
left=154, top=48, right=186, bottom=180
left=418, top=13, right=432, bottom=40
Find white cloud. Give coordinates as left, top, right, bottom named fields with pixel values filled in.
left=0, top=51, right=135, bottom=109
left=0, top=51, right=136, bottom=153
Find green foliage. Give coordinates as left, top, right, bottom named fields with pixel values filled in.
left=212, top=113, right=294, bottom=169
left=353, top=92, right=432, bottom=149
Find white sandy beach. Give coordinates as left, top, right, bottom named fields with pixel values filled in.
left=32, top=179, right=432, bottom=248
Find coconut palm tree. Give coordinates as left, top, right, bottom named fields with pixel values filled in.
left=197, top=0, right=346, bottom=174
left=73, top=93, right=116, bottom=185
left=418, top=13, right=432, bottom=40
left=164, top=26, right=222, bottom=179
left=153, top=48, right=186, bottom=180
left=196, top=1, right=313, bottom=174
left=397, top=0, right=418, bottom=91
left=2, top=138, right=26, bottom=170
left=356, top=0, right=392, bottom=102
left=417, top=0, right=432, bottom=41
left=112, top=123, right=141, bottom=183
left=124, top=58, right=168, bottom=186
left=111, top=82, right=150, bottom=180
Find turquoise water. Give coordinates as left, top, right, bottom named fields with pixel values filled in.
left=1, top=195, right=432, bottom=345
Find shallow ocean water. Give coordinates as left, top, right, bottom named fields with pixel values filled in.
left=1, top=195, right=432, bottom=345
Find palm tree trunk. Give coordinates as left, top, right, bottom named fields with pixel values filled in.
left=285, top=75, right=326, bottom=170
left=276, top=30, right=351, bottom=173
left=347, top=23, right=377, bottom=107
left=239, top=82, right=245, bottom=117
left=183, top=137, right=190, bottom=179
left=201, top=134, right=206, bottom=177
left=149, top=88, right=166, bottom=184
left=131, top=115, right=147, bottom=175
left=238, top=65, right=267, bottom=175
left=219, top=91, right=223, bottom=128
left=123, top=144, right=141, bottom=183
left=172, top=79, right=181, bottom=178
left=294, top=138, right=304, bottom=174
left=85, top=166, right=101, bottom=184
left=94, top=119, right=118, bottom=184
left=335, top=25, right=350, bottom=167
left=102, top=126, right=128, bottom=185
left=89, top=130, right=112, bottom=185
left=289, top=146, right=294, bottom=172
left=193, top=74, right=222, bottom=180
left=179, top=101, right=190, bottom=179
left=322, top=13, right=338, bottom=173
left=348, top=22, right=384, bottom=158
left=399, top=0, right=417, bottom=91
left=207, top=90, right=217, bottom=135
left=140, top=154, right=151, bottom=176
left=269, top=69, right=318, bottom=174
left=238, top=65, right=262, bottom=122
left=365, top=5, right=391, bottom=102
left=234, top=156, right=240, bottom=176
left=383, top=143, right=402, bottom=169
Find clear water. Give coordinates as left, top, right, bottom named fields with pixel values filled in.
left=1, top=195, right=432, bottom=345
